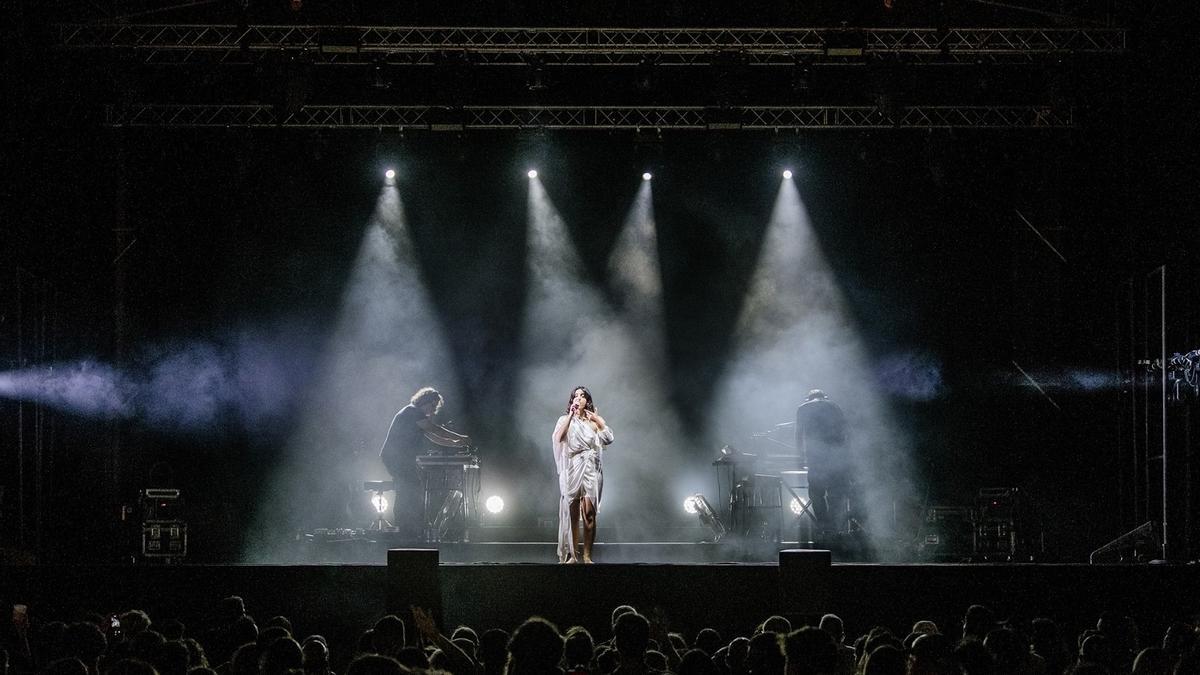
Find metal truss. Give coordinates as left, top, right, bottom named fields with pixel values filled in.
left=59, top=24, right=1125, bottom=65
left=103, top=104, right=1073, bottom=129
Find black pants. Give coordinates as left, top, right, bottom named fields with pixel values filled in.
left=390, top=478, right=426, bottom=541
left=809, top=475, right=853, bottom=534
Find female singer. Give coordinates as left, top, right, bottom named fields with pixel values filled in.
left=552, top=386, right=614, bottom=563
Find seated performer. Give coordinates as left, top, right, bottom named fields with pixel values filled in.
left=380, top=387, right=471, bottom=539
left=552, top=386, right=614, bottom=564
left=795, top=389, right=849, bottom=535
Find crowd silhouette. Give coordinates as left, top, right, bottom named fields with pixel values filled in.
left=2, top=596, right=1198, bottom=675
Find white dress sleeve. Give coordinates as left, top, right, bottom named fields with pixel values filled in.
left=598, top=426, right=614, bottom=445
left=551, top=415, right=570, bottom=476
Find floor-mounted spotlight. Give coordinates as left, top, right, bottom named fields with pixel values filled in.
left=684, top=493, right=726, bottom=543
left=485, top=495, right=505, bottom=514
left=385, top=169, right=396, bottom=180
left=527, top=169, right=538, bottom=179
left=642, top=172, right=653, bottom=181
left=782, top=169, right=793, bottom=180
left=363, top=480, right=393, bottom=531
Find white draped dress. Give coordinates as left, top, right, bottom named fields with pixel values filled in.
left=553, top=414, right=615, bottom=562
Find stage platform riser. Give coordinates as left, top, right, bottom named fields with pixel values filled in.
left=2, top=564, right=1196, bottom=652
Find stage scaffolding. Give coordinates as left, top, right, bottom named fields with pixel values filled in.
left=0, top=268, right=58, bottom=561
left=102, top=103, right=1073, bottom=130
left=1107, top=265, right=1200, bottom=562
left=56, top=24, right=1125, bottom=65
left=52, top=20, right=1122, bottom=132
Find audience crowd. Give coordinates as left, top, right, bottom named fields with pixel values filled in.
left=2, top=596, right=1198, bottom=675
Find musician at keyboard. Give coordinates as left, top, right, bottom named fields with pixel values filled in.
left=380, top=386, right=471, bottom=538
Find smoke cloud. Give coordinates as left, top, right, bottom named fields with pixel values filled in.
left=1002, top=367, right=1120, bottom=393
left=244, top=185, right=458, bottom=561
left=0, top=360, right=133, bottom=418
left=513, top=178, right=698, bottom=542
left=875, top=352, right=945, bottom=401
left=0, top=323, right=317, bottom=434
left=711, top=178, right=918, bottom=553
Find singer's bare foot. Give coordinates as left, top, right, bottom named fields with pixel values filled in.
left=583, top=555, right=594, bottom=564
left=566, top=556, right=580, bottom=564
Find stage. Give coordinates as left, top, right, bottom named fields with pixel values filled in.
left=3, top=13, right=1197, bottom=674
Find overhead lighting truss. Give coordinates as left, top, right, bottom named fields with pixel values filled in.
left=103, top=104, right=1073, bottom=129
left=59, top=24, right=1125, bottom=65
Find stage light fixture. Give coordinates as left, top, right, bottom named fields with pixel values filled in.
left=527, top=169, right=538, bottom=179
left=789, top=497, right=810, bottom=516
left=686, top=493, right=727, bottom=542
left=683, top=496, right=699, bottom=515
left=319, top=26, right=360, bottom=54
left=385, top=169, right=396, bottom=180
left=371, top=493, right=389, bottom=514
left=527, top=67, right=549, bottom=92
left=635, top=57, right=656, bottom=92
left=485, top=495, right=505, bottom=514
left=783, top=169, right=793, bottom=180
left=642, top=172, right=653, bottom=181
left=371, top=64, right=391, bottom=90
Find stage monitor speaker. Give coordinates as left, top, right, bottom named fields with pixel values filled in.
left=778, top=549, right=832, bottom=619
left=387, top=548, right=443, bottom=627
left=1089, top=521, right=1160, bottom=563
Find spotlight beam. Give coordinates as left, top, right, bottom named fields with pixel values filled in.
left=246, top=182, right=457, bottom=561
left=711, top=175, right=916, bottom=551
left=519, top=175, right=689, bottom=544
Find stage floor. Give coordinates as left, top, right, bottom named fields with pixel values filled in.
left=303, top=534, right=889, bottom=564
left=312, top=540, right=788, bottom=564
